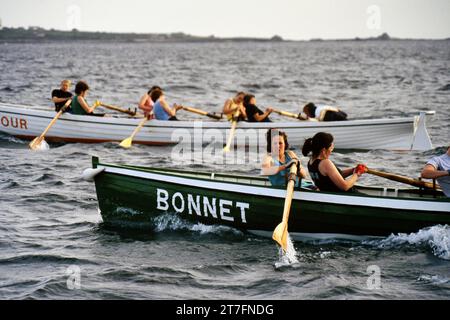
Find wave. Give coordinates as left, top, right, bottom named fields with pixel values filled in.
left=364, top=225, right=450, bottom=260
left=438, top=84, right=450, bottom=91
left=152, top=212, right=244, bottom=237
left=0, top=254, right=97, bottom=265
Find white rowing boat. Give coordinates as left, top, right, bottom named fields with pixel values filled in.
left=0, top=102, right=433, bottom=150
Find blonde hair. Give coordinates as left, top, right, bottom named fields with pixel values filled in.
left=61, top=79, right=71, bottom=86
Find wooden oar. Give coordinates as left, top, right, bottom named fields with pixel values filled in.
left=273, top=163, right=298, bottom=252
left=272, top=109, right=304, bottom=120
left=119, top=116, right=150, bottom=148
left=29, top=99, right=73, bottom=150
left=223, top=110, right=240, bottom=152
left=99, top=102, right=137, bottom=116
left=180, top=106, right=222, bottom=120
left=367, top=168, right=441, bottom=190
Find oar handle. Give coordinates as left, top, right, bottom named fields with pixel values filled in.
left=41, top=99, right=72, bottom=138
left=100, top=102, right=137, bottom=116
left=181, top=106, right=222, bottom=120
left=367, top=168, right=439, bottom=190
left=272, top=109, right=306, bottom=120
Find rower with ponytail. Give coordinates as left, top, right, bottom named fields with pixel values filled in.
left=302, top=132, right=367, bottom=192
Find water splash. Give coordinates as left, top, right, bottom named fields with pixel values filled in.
left=366, top=225, right=450, bottom=260
left=274, top=235, right=299, bottom=269
left=34, top=140, right=50, bottom=151
left=152, top=213, right=243, bottom=236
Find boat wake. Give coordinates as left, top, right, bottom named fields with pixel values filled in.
left=364, top=225, right=450, bottom=260
left=152, top=213, right=244, bottom=237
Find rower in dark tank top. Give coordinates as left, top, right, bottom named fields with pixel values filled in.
left=302, top=132, right=368, bottom=192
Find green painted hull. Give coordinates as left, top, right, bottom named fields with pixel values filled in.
left=90, top=157, right=450, bottom=239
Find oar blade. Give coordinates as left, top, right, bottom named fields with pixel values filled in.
left=272, top=222, right=288, bottom=252
left=119, top=137, right=133, bottom=149
left=29, top=136, right=49, bottom=151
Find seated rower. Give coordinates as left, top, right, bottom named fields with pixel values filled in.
left=138, top=85, right=161, bottom=118
left=421, top=146, right=450, bottom=197
left=151, top=88, right=182, bottom=121
left=303, top=102, right=347, bottom=121
left=223, top=92, right=247, bottom=121
left=243, top=94, right=273, bottom=122
left=51, top=79, right=73, bottom=112
left=69, top=81, right=103, bottom=116
left=302, top=132, right=366, bottom=192
left=261, top=129, right=307, bottom=187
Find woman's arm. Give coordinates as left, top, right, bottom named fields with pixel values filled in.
left=138, top=94, right=151, bottom=112
left=341, top=168, right=355, bottom=178
left=78, top=96, right=95, bottom=113
left=223, top=99, right=234, bottom=115
left=261, top=155, right=287, bottom=176
left=421, top=164, right=450, bottom=179
left=320, top=159, right=359, bottom=191
left=160, top=97, right=176, bottom=117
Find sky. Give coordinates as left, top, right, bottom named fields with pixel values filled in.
left=0, top=0, right=449, bottom=40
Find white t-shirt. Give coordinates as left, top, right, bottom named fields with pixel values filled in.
left=427, top=152, right=450, bottom=197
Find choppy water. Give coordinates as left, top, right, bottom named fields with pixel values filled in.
left=0, top=40, right=449, bottom=300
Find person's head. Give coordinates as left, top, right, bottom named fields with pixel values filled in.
left=60, top=80, right=71, bottom=92
left=266, top=128, right=289, bottom=154
left=150, top=88, right=163, bottom=102
left=302, top=132, right=334, bottom=158
left=303, top=102, right=316, bottom=118
left=243, top=94, right=256, bottom=108
left=234, top=91, right=246, bottom=104
left=75, top=81, right=89, bottom=96
left=148, top=86, right=162, bottom=95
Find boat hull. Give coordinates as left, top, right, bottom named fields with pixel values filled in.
left=90, top=158, right=450, bottom=239
left=0, top=102, right=433, bottom=150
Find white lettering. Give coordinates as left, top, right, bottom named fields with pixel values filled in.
left=157, top=188, right=169, bottom=211
left=219, top=199, right=234, bottom=222
left=188, top=194, right=201, bottom=216
left=172, top=192, right=185, bottom=213
left=203, top=196, right=217, bottom=218
left=235, top=202, right=249, bottom=223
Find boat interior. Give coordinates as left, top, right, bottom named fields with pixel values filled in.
left=116, top=163, right=447, bottom=201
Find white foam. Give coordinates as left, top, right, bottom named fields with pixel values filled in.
left=371, top=225, right=450, bottom=260
left=417, top=274, right=450, bottom=285
left=152, top=213, right=242, bottom=236
left=275, top=235, right=299, bottom=268
left=35, top=140, right=50, bottom=151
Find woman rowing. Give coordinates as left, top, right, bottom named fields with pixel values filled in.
left=69, top=81, right=103, bottom=116
left=151, top=88, right=182, bottom=120
left=222, top=92, right=247, bottom=121
left=261, top=129, right=307, bottom=187
left=243, top=94, right=273, bottom=122
left=302, top=132, right=366, bottom=192
left=138, top=85, right=161, bottom=118
left=302, top=102, right=347, bottom=121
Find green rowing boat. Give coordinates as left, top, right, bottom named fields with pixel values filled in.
left=86, top=157, right=450, bottom=240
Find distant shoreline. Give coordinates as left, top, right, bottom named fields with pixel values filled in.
left=0, top=27, right=449, bottom=43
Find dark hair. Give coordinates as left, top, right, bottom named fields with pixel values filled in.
left=150, top=88, right=163, bottom=102
left=302, top=132, right=334, bottom=157
left=243, top=94, right=255, bottom=108
left=75, top=81, right=89, bottom=95
left=148, top=86, right=162, bottom=95
left=303, top=102, right=316, bottom=118
left=266, top=128, right=289, bottom=153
